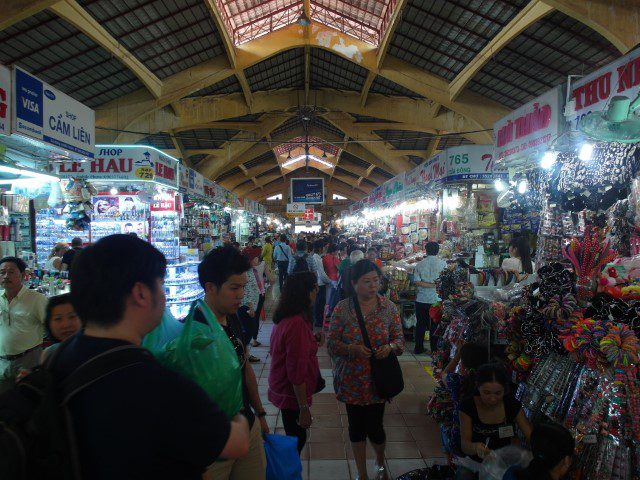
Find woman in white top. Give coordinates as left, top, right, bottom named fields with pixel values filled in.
left=45, top=243, right=69, bottom=272
left=502, top=237, right=534, bottom=280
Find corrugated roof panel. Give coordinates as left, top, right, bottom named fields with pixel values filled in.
left=369, top=76, right=423, bottom=98
left=257, top=166, right=281, bottom=178
left=244, top=151, right=277, bottom=169
left=373, top=167, right=394, bottom=179
left=362, top=178, right=378, bottom=187
left=136, top=133, right=175, bottom=150
left=187, top=76, right=243, bottom=97
left=438, top=135, right=474, bottom=150
left=217, top=166, right=243, bottom=182
left=310, top=48, right=368, bottom=91
left=223, top=114, right=264, bottom=122
left=313, top=117, right=344, bottom=138
left=374, top=130, right=433, bottom=150
left=335, top=166, right=359, bottom=179
left=469, top=9, right=621, bottom=108
left=188, top=154, right=208, bottom=166
left=272, top=117, right=302, bottom=137
left=79, top=0, right=225, bottom=79
left=180, top=129, right=240, bottom=150
left=408, top=155, right=424, bottom=165
left=350, top=114, right=398, bottom=123
left=340, top=151, right=370, bottom=168
left=0, top=11, right=143, bottom=108
left=245, top=48, right=305, bottom=91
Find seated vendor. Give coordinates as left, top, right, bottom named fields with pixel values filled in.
left=501, top=237, right=534, bottom=280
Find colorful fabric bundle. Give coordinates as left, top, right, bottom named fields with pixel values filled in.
left=599, top=324, right=640, bottom=368
left=541, top=294, right=578, bottom=321
left=558, top=316, right=607, bottom=369
left=562, top=225, right=618, bottom=280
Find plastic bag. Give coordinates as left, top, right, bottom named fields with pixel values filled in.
left=142, top=308, right=183, bottom=354
left=479, top=446, right=532, bottom=480
left=156, top=300, right=243, bottom=418
left=270, top=282, right=280, bottom=303
left=264, top=434, right=302, bottom=480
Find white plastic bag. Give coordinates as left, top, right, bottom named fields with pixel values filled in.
left=479, top=446, right=532, bottom=480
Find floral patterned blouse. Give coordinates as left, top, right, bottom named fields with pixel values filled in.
left=327, top=295, right=404, bottom=405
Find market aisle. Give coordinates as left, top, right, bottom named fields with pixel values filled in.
left=250, top=296, right=447, bottom=480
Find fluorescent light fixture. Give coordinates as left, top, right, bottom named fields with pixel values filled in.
left=518, top=179, right=528, bottom=194
left=282, top=154, right=333, bottom=169
left=540, top=151, right=557, bottom=169
left=579, top=143, right=594, bottom=161
left=95, top=144, right=180, bottom=164
left=494, top=178, right=505, bottom=191
left=0, top=164, right=60, bottom=182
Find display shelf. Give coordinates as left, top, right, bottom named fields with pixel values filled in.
left=164, top=247, right=203, bottom=320
left=35, top=210, right=90, bottom=268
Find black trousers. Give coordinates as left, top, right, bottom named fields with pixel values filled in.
left=281, top=408, right=307, bottom=454
left=313, top=284, right=327, bottom=327
left=252, top=294, right=265, bottom=341
left=415, top=302, right=438, bottom=353
left=277, top=260, right=289, bottom=289
left=345, top=403, right=386, bottom=444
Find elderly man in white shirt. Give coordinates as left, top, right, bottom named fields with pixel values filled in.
left=413, top=242, right=447, bottom=354
left=0, top=257, right=48, bottom=393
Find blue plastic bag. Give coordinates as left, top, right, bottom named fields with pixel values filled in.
left=142, top=308, right=183, bottom=354
left=264, top=434, right=302, bottom=480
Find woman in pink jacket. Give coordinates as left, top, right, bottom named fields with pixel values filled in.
left=268, top=271, right=322, bottom=453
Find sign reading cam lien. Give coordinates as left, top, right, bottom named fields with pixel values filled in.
left=12, top=67, right=95, bottom=158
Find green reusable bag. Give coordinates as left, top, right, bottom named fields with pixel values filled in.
left=156, top=299, right=243, bottom=418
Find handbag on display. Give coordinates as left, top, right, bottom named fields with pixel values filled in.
left=352, top=297, right=404, bottom=399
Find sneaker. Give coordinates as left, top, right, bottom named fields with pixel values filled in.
left=248, top=355, right=261, bottom=363
left=374, top=464, right=389, bottom=480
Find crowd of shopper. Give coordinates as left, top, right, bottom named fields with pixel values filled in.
left=0, top=229, right=577, bottom=480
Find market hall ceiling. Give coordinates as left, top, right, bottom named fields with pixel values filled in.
left=1, top=0, right=637, bottom=202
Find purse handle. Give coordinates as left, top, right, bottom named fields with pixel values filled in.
left=352, top=296, right=373, bottom=351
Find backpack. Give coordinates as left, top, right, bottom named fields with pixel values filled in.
left=291, top=254, right=310, bottom=273
left=0, top=340, right=149, bottom=480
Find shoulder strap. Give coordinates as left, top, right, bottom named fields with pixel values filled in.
left=278, top=244, right=288, bottom=259
left=352, top=297, right=372, bottom=350
left=59, top=345, right=150, bottom=405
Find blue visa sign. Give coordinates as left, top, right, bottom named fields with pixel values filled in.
left=12, top=67, right=95, bottom=158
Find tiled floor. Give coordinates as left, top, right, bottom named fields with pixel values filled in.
left=250, top=299, right=447, bottom=479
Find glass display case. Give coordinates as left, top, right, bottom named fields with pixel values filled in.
left=165, top=247, right=204, bottom=320
left=35, top=209, right=90, bottom=268
left=151, top=211, right=180, bottom=262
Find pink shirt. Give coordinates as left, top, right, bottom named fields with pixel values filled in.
left=268, top=314, right=320, bottom=410
left=323, top=254, right=340, bottom=281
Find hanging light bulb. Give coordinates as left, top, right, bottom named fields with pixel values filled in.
left=517, top=179, right=528, bottom=194
left=540, top=151, right=557, bottom=169
left=494, top=178, right=505, bottom=192
left=110, top=187, right=118, bottom=195
left=322, top=150, right=327, bottom=159
left=579, top=143, right=594, bottom=161
left=287, top=150, right=292, bottom=160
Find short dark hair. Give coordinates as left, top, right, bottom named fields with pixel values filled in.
left=296, top=239, right=307, bottom=252
left=313, top=240, right=324, bottom=253
left=71, top=235, right=166, bottom=327
left=247, top=236, right=255, bottom=243
left=475, top=363, right=509, bottom=391
left=327, top=243, right=338, bottom=254
left=0, top=256, right=27, bottom=273
left=425, top=241, right=440, bottom=256
left=350, top=259, right=382, bottom=285
left=198, top=245, right=250, bottom=289
left=45, top=293, right=76, bottom=341
left=367, top=247, right=377, bottom=254
left=71, top=237, right=83, bottom=248
left=279, top=234, right=288, bottom=243
left=329, top=227, right=338, bottom=236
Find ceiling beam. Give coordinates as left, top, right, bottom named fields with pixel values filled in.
left=203, top=0, right=237, bottom=68
left=94, top=22, right=507, bottom=144
left=174, top=121, right=262, bottom=133
left=360, top=71, right=376, bottom=107
left=541, top=0, right=640, bottom=54
left=304, top=46, right=311, bottom=104
left=169, top=130, right=187, bottom=162
left=49, top=0, right=163, bottom=98
left=236, top=70, right=253, bottom=108
left=1, top=0, right=58, bottom=31
left=376, top=0, right=408, bottom=68
left=449, top=0, right=554, bottom=101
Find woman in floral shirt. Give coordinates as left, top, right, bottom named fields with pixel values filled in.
left=328, top=259, right=404, bottom=480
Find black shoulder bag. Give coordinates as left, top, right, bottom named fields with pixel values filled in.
left=352, top=297, right=404, bottom=399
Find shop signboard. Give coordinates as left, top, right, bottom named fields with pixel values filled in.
left=150, top=191, right=176, bottom=212
left=203, top=178, right=216, bottom=199
left=404, top=154, right=446, bottom=200
left=303, top=207, right=314, bottom=221
left=179, top=165, right=189, bottom=192
left=12, top=67, right=95, bottom=158
left=187, top=168, right=204, bottom=196
left=0, top=64, right=10, bottom=136
left=569, top=50, right=640, bottom=129
left=441, top=145, right=507, bottom=182
left=383, top=172, right=405, bottom=203
left=56, top=146, right=178, bottom=187
left=214, top=184, right=228, bottom=205
left=493, top=86, right=563, bottom=163
left=290, top=178, right=324, bottom=204
left=286, top=202, right=305, bottom=218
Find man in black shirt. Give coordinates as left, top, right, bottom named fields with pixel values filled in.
left=60, top=237, right=84, bottom=273
left=198, top=246, right=269, bottom=480
left=54, top=235, right=250, bottom=480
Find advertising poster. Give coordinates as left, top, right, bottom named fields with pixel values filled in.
left=0, top=64, right=10, bottom=136
left=92, top=196, right=120, bottom=219
left=12, top=66, right=95, bottom=158
left=291, top=178, right=324, bottom=204
left=121, top=222, right=146, bottom=236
